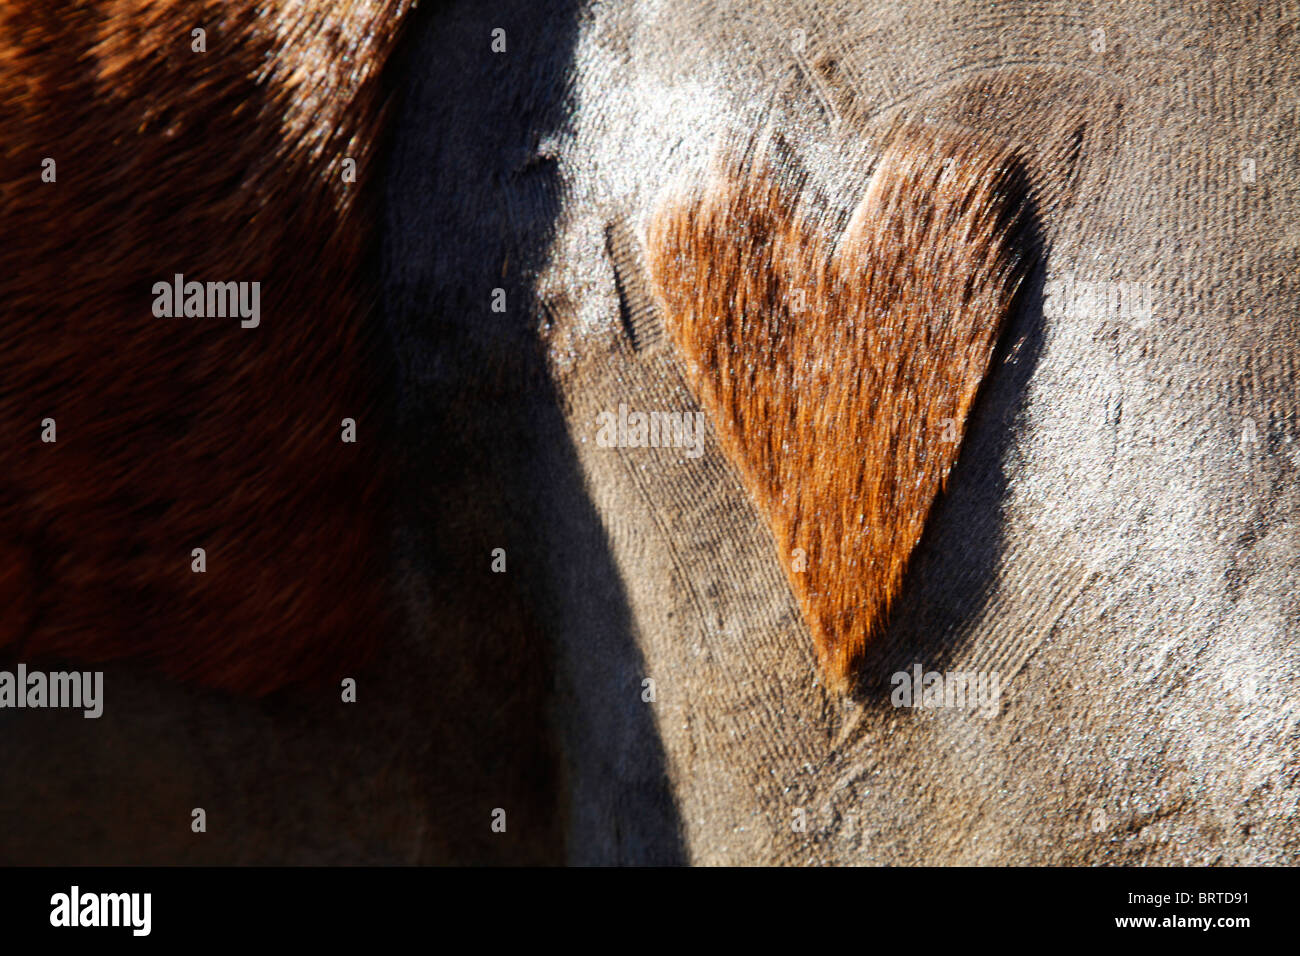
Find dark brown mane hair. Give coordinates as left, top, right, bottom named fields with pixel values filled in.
left=0, top=0, right=414, bottom=694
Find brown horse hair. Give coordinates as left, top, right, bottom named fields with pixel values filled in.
left=646, top=120, right=1032, bottom=688
left=0, top=1, right=415, bottom=694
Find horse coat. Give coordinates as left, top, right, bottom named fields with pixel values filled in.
left=0, top=0, right=1296, bottom=865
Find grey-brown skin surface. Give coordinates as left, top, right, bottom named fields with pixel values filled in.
left=384, top=0, right=1297, bottom=864
left=1, top=0, right=1295, bottom=864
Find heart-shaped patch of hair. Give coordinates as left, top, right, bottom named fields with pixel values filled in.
left=645, top=121, right=1032, bottom=689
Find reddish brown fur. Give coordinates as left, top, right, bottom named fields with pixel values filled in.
left=0, top=1, right=412, bottom=694
left=646, top=122, right=1030, bottom=686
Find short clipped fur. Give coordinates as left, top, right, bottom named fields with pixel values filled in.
left=0, top=1, right=413, bottom=694
left=646, top=121, right=1031, bottom=686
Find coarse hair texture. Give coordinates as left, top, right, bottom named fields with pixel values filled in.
left=0, top=1, right=414, bottom=694
left=646, top=119, right=1032, bottom=687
